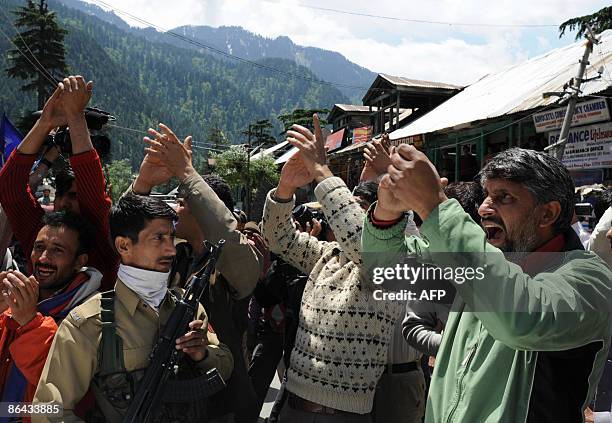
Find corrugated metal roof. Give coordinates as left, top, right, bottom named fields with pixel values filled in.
left=333, top=104, right=372, bottom=112
left=251, top=140, right=289, bottom=160
left=390, top=30, right=612, bottom=140
left=379, top=74, right=463, bottom=90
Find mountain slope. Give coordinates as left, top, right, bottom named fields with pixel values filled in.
left=0, top=0, right=347, bottom=170
left=53, top=0, right=375, bottom=102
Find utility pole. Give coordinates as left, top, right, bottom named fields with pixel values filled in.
left=245, top=125, right=252, bottom=219
left=546, top=26, right=600, bottom=161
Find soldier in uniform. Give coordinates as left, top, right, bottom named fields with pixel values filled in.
left=33, top=193, right=233, bottom=422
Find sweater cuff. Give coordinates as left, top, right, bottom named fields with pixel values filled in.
left=364, top=203, right=407, bottom=241
left=267, top=188, right=296, bottom=210
left=369, top=206, right=403, bottom=228
left=313, top=176, right=345, bottom=201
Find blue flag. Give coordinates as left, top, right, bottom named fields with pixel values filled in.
left=0, top=113, right=23, bottom=166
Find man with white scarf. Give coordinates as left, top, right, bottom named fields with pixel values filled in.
left=34, top=193, right=233, bottom=422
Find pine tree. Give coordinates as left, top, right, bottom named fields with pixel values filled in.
left=559, top=6, right=612, bottom=40
left=6, top=0, right=68, bottom=111
left=278, top=108, right=330, bottom=133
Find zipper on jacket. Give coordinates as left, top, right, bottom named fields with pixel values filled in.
left=445, top=343, right=478, bottom=423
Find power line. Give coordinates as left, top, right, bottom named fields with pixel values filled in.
left=0, top=4, right=59, bottom=88
left=0, top=17, right=58, bottom=88
left=261, top=0, right=558, bottom=28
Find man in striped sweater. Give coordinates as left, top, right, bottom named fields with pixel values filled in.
left=262, top=115, right=402, bottom=422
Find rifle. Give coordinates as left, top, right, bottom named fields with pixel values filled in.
left=122, top=239, right=226, bottom=423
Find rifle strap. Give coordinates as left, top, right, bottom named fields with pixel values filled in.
left=98, top=290, right=126, bottom=376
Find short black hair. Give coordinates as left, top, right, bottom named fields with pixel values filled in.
left=110, top=192, right=177, bottom=244
left=202, top=174, right=234, bottom=211
left=41, top=210, right=94, bottom=256
left=444, top=182, right=484, bottom=223
left=353, top=181, right=379, bottom=206
left=478, top=148, right=575, bottom=233
left=590, top=189, right=612, bottom=221
left=55, top=168, right=76, bottom=198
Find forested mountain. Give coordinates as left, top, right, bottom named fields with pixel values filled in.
left=52, top=0, right=375, bottom=103
left=0, top=0, right=348, bottom=169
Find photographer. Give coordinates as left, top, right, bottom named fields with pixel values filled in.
left=0, top=76, right=118, bottom=291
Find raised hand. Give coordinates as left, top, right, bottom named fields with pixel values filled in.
left=59, top=75, right=93, bottom=118
left=386, top=145, right=448, bottom=221
left=133, top=153, right=174, bottom=194
left=39, top=84, right=67, bottom=130
left=144, top=123, right=194, bottom=182
left=361, top=135, right=392, bottom=182
left=2, top=271, right=39, bottom=326
left=286, top=114, right=332, bottom=183
left=277, top=151, right=314, bottom=199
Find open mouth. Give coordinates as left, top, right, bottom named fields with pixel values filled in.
left=482, top=221, right=506, bottom=245
left=35, top=266, right=56, bottom=278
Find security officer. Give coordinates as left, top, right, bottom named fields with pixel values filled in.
left=33, top=193, right=233, bottom=422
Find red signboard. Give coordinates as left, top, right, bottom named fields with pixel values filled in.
left=352, top=126, right=372, bottom=144
left=325, top=129, right=345, bottom=151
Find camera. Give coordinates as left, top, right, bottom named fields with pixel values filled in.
left=35, top=107, right=115, bottom=158
left=575, top=203, right=594, bottom=218
left=292, top=204, right=329, bottom=240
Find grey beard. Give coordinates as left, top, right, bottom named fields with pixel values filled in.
left=502, top=215, right=540, bottom=254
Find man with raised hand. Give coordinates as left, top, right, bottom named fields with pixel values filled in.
left=261, top=115, right=403, bottom=422
left=132, top=123, right=260, bottom=421
left=0, top=76, right=118, bottom=291
left=362, top=146, right=612, bottom=423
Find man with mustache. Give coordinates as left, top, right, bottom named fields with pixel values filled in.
left=34, top=193, right=233, bottom=422
left=133, top=123, right=261, bottom=421
left=0, top=75, right=118, bottom=291
left=362, top=147, right=612, bottom=422
left=0, top=211, right=101, bottom=408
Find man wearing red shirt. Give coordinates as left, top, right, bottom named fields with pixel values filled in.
left=0, top=75, right=117, bottom=290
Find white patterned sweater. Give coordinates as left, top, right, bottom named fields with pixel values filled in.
left=262, top=177, right=401, bottom=414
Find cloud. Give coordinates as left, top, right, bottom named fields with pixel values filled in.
left=83, top=0, right=610, bottom=86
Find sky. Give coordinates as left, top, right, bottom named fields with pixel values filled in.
left=82, top=0, right=610, bottom=87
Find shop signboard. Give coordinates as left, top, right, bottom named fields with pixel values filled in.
left=548, top=121, right=612, bottom=170
left=533, top=98, right=610, bottom=133
left=391, top=134, right=425, bottom=148
left=325, top=128, right=345, bottom=151
left=352, top=126, right=372, bottom=144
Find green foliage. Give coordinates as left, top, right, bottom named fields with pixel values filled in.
left=6, top=0, right=68, bottom=110
left=559, top=6, right=612, bottom=40
left=212, top=145, right=278, bottom=189
left=243, top=119, right=276, bottom=148
left=105, top=159, right=132, bottom=203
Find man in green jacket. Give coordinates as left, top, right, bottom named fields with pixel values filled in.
left=362, top=146, right=612, bottom=422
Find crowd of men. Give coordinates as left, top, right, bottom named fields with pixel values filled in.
left=0, top=75, right=611, bottom=423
